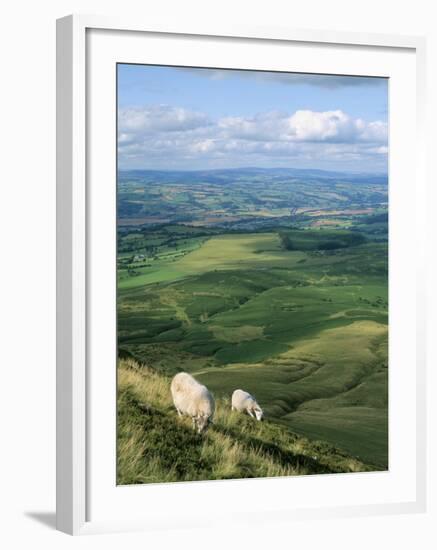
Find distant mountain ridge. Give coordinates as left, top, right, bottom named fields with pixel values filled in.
left=118, top=167, right=388, bottom=186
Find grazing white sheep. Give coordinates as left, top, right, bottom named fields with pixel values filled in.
left=231, top=389, right=264, bottom=421
left=170, top=372, right=215, bottom=433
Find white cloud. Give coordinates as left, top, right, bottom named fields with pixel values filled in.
left=288, top=110, right=355, bottom=141
left=359, top=121, right=388, bottom=142
left=218, top=111, right=287, bottom=141
left=119, top=105, right=210, bottom=133
left=215, top=110, right=387, bottom=144
left=118, top=105, right=388, bottom=170
left=190, top=139, right=216, bottom=153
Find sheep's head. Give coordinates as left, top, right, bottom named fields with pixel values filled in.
left=196, top=414, right=211, bottom=434
left=254, top=407, right=264, bottom=421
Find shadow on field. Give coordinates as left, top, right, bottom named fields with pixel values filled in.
left=212, top=424, right=331, bottom=475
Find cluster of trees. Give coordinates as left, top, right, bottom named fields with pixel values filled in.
left=360, top=212, right=388, bottom=225
left=279, top=229, right=366, bottom=252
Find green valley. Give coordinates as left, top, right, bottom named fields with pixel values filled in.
left=117, top=168, right=389, bottom=475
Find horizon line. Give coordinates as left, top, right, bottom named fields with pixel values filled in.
left=117, top=166, right=388, bottom=176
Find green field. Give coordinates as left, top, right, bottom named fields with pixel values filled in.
left=118, top=232, right=310, bottom=288
left=118, top=207, right=388, bottom=470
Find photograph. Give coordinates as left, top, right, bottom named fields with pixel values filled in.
left=116, top=64, right=389, bottom=485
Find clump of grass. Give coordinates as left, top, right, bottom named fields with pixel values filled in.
left=117, top=359, right=374, bottom=485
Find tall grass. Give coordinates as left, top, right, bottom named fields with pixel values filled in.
left=117, top=359, right=373, bottom=485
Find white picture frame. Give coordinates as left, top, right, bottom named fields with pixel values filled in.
left=56, top=14, right=427, bottom=535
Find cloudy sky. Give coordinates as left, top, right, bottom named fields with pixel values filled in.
left=117, top=64, right=388, bottom=173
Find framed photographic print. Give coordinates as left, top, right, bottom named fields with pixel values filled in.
left=56, top=15, right=427, bottom=535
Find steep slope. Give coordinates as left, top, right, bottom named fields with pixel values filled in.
left=117, top=359, right=376, bottom=485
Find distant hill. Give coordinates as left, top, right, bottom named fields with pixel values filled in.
left=118, top=167, right=388, bottom=186
left=117, top=167, right=388, bottom=227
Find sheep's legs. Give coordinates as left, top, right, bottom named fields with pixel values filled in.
left=176, top=408, right=182, bottom=417
left=247, top=410, right=255, bottom=418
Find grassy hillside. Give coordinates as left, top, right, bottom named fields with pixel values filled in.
left=118, top=227, right=388, bottom=468
left=118, top=358, right=377, bottom=485
left=196, top=320, right=388, bottom=467
left=116, top=167, right=389, bottom=481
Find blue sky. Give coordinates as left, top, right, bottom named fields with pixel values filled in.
left=117, top=64, right=388, bottom=173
